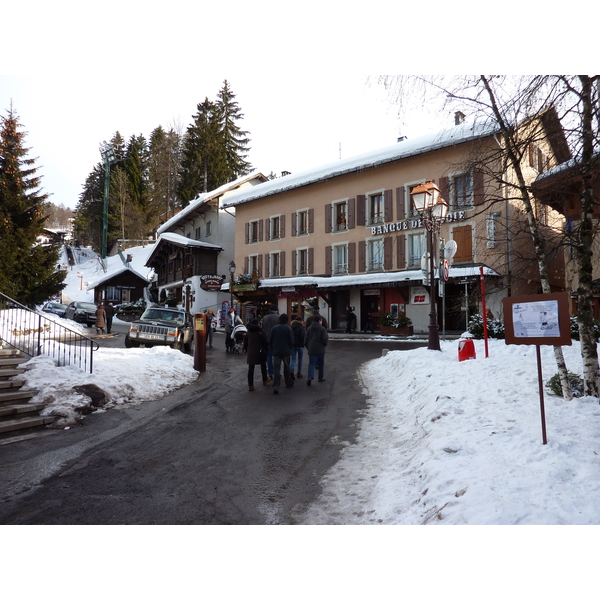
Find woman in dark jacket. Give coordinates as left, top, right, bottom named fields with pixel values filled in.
left=243, top=318, right=270, bottom=391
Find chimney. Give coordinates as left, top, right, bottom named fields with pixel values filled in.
left=281, top=171, right=291, bottom=177
left=454, top=111, right=465, bottom=126
left=397, top=135, right=407, bottom=142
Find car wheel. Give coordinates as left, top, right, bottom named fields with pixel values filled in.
left=184, top=335, right=194, bottom=355
left=125, top=334, right=140, bottom=348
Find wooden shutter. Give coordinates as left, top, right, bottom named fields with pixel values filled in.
left=452, top=225, right=473, bottom=262
left=280, top=251, right=285, bottom=276
left=348, top=197, right=355, bottom=229
left=309, top=208, right=315, bottom=233
left=325, top=246, right=332, bottom=275
left=265, top=218, right=270, bottom=241
left=384, top=237, right=393, bottom=270
left=258, top=254, right=263, bottom=276
left=245, top=222, right=249, bottom=244
left=259, top=219, right=264, bottom=242
left=264, top=254, right=270, bottom=278
left=396, top=188, right=405, bottom=220
left=384, top=189, right=393, bottom=222
left=357, top=195, right=366, bottom=227
left=291, top=212, right=297, bottom=237
left=396, top=234, right=405, bottom=269
left=358, top=241, right=366, bottom=272
left=473, top=170, right=484, bottom=205
left=439, top=176, right=449, bottom=207
left=280, top=214, right=285, bottom=238
left=291, top=250, right=297, bottom=276
left=308, top=248, right=314, bottom=274
left=325, top=204, right=332, bottom=233
left=348, top=242, right=356, bottom=273
left=244, top=256, right=249, bottom=273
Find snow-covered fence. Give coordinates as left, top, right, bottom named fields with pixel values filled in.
left=0, top=293, right=99, bottom=373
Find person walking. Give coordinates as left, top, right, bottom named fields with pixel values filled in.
left=269, top=313, right=294, bottom=394
left=224, top=308, right=238, bottom=352
left=305, top=315, right=328, bottom=386
left=345, top=306, right=356, bottom=334
left=290, top=315, right=305, bottom=380
left=95, top=302, right=107, bottom=335
left=205, top=308, right=216, bottom=348
left=260, top=304, right=279, bottom=378
left=305, top=309, right=328, bottom=330
left=104, top=302, right=115, bottom=334
left=243, top=318, right=269, bottom=391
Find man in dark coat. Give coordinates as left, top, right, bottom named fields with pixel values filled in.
left=345, top=305, right=356, bottom=334
left=243, top=319, right=269, bottom=391
left=269, top=313, right=294, bottom=394
left=104, top=302, right=115, bottom=334
left=290, top=316, right=305, bottom=379
left=260, top=304, right=279, bottom=378
left=304, top=316, right=328, bottom=385
left=305, top=309, right=328, bottom=330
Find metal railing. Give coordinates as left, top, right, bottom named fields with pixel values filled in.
left=0, top=292, right=100, bottom=373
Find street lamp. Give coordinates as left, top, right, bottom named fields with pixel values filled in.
left=411, top=180, right=449, bottom=351
left=99, top=141, right=118, bottom=260
left=229, top=261, right=236, bottom=309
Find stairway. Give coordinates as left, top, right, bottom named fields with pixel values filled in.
left=0, top=345, right=55, bottom=445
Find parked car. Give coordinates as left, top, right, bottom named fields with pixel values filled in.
left=42, top=301, right=68, bottom=318
left=125, top=306, right=194, bottom=353
left=64, top=301, right=98, bottom=327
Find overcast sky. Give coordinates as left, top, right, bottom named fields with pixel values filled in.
left=0, top=3, right=584, bottom=212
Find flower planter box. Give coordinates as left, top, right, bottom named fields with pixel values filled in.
left=379, top=325, right=414, bottom=336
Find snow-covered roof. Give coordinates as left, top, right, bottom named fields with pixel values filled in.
left=157, top=232, right=222, bottom=250
left=222, top=121, right=499, bottom=208
left=221, top=266, right=500, bottom=291
left=87, top=265, right=150, bottom=290
left=157, top=171, right=269, bottom=235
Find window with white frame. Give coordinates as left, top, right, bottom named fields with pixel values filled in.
left=195, top=226, right=201, bottom=239
left=249, top=254, right=259, bottom=277
left=270, top=251, right=281, bottom=277
left=408, top=232, right=426, bottom=267
left=405, top=182, right=422, bottom=218
left=297, top=210, right=309, bottom=236
left=451, top=172, right=473, bottom=209
left=367, top=238, right=384, bottom=272
left=249, top=220, right=260, bottom=243
left=270, top=215, right=281, bottom=240
left=206, top=221, right=212, bottom=236
left=333, top=243, right=348, bottom=275
left=333, top=200, right=348, bottom=232
left=367, top=193, right=384, bottom=226
left=297, top=248, right=309, bottom=275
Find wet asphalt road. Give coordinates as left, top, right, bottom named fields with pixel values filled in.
left=0, top=329, right=425, bottom=524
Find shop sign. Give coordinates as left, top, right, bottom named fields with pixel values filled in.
left=370, top=211, right=465, bottom=236
left=411, top=286, right=430, bottom=305
left=200, top=275, right=225, bottom=291
left=232, top=282, right=258, bottom=292
left=363, top=289, right=381, bottom=296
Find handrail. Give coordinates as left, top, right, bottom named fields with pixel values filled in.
left=0, top=292, right=100, bottom=374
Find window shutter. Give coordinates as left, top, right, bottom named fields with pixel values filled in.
left=265, top=218, right=270, bottom=241
left=384, top=189, right=393, bottom=222
left=291, top=212, right=297, bottom=237
left=264, top=254, right=270, bottom=278
left=325, top=246, right=332, bottom=275
left=357, top=195, right=366, bottom=226
left=473, top=171, right=484, bottom=205
left=384, top=237, right=392, bottom=270
left=348, top=197, right=355, bottom=229
left=280, top=251, right=285, bottom=277
left=439, top=176, right=449, bottom=206
left=292, top=250, right=297, bottom=276
left=452, top=225, right=473, bottom=262
left=259, top=219, right=264, bottom=242
left=396, top=234, right=405, bottom=269
left=325, top=204, right=332, bottom=233
left=280, top=214, right=285, bottom=238
left=244, top=256, right=249, bottom=273
left=396, top=188, right=405, bottom=220
left=309, top=208, right=314, bottom=233
left=258, top=254, right=263, bottom=276
left=348, top=242, right=356, bottom=273
left=308, top=248, right=314, bottom=274
left=358, top=241, right=366, bottom=272
left=245, top=222, right=249, bottom=244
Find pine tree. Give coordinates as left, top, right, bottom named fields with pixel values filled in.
left=0, top=106, right=66, bottom=306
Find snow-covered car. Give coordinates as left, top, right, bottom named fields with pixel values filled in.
left=42, top=301, right=68, bottom=317
left=64, top=301, right=98, bottom=327
left=125, top=306, right=194, bottom=353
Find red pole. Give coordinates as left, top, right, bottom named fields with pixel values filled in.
left=480, top=266, right=489, bottom=358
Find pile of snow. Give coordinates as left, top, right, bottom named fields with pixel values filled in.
left=300, top=338, right=600, bottom=525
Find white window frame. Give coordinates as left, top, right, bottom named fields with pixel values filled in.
left=449, top=170, right=474, bottom=210
left=296, top=209, right=309, bottom=236
left=332, top=199, right=348, bottom=233
left=206, top=220, right=212, bottom=236
left=366, top=189, right=385, bottom=226
left=270, top=251, right=281, bottom=278
left=296, top=246, right=309, bottom=276
left=405, top=180, right=425, bottom=218
left=332, top=242, right=348, bottom=275
left=408, top=232, right=426, bottom=268
left=270, top=214, right=282, bottom=240
left=249, top=219, right=260, bottom=244
left=248, top=254, right=259, bottom=277
left=366, top=236, right=384, bottom=272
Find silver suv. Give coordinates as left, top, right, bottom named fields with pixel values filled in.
left=125, top=306, right=194, bottom=353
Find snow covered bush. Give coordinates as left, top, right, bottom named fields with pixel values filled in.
left=467, top=314, right=505, bottom=339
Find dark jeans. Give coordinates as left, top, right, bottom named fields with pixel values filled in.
left=273, top=354, right=293, bottom=388
left=307, top=354, right=325, bottom=380
left=248, top=362, right=268, bottom=386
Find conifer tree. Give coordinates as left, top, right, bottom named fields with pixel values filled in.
left=0, top=106, right=66, bottom=306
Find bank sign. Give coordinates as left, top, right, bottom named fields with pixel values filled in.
left=370, top=211, right=466, bottom=235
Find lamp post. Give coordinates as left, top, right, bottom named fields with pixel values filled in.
left=410, top=180, right=449, bottom=351
left=229, top=260, right=236, bottom=310
left=99, top=141, right=118, bottom=260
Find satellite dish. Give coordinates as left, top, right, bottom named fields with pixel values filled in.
left=444, top=240, right=458, bottom=260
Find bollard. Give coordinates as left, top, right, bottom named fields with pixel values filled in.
left=458, top=336, right=476, bottom=362
left=194, top=313, right=207, bottom=372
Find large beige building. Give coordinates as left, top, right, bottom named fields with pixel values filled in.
left=222, top=114, right=569, bottom=333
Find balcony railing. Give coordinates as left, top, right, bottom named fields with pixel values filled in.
left=0, top=292, right=99, bottom=373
